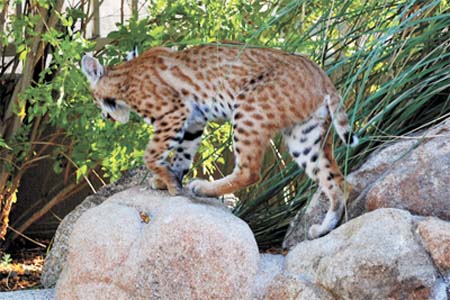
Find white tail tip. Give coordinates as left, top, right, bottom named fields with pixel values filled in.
left=350, top=134, right=359, bottom=147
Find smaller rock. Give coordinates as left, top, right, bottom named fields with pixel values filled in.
left=417, top=217, right=450, bottom=273
left=263, top=274, right=335, bottom=300
left=285, top=208, right=440, bottom=300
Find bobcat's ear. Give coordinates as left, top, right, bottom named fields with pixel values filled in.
left=81, top=55, right=104, bottom=84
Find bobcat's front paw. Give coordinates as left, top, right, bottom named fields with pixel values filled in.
left=150, top=175, right=167, bottom=190
left=188, top=179, right=210, bottom=197
left=150, top=174, right=182, bottom=196
left=167, top=184, right=182, bottom=196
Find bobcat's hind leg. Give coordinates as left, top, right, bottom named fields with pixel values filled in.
left=284, top=117, right=348, bottom=239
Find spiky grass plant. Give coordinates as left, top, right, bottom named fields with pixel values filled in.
left=230, top=0, right=450, bottom=249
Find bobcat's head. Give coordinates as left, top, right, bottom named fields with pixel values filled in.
left=81, top=55, right=131, bottom=123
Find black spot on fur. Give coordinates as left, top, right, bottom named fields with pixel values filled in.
left=302, top=124, right=318, bottom=135
left=183, top=153, right=191, bottom=160
left=314, top=136, right=321, bottom=145
left=303, top=147, right=311, bottom=155
left=300, top=137, right=307, bottom=143
left=292, top=151, right=300, bottom=158
left=311, top=153, right=318, bottom=162
left=176, top=148, right=183, bottom=153
left=312, top=167, right=320, bottom=176
left=301, top=162, right=307, bottom=169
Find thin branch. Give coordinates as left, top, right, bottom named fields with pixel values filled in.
left=7, top=226, right=47, bottom=248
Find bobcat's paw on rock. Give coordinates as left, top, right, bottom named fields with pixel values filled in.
left=188, top=179, right=212, bottom=197
left=150, top=175, right=167, bottom=190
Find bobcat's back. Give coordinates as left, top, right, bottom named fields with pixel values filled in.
left=121, top=45, right=339, bottom=129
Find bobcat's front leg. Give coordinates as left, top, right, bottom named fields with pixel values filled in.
left=170, top=120, right=205, bottom=184
left=144, top=112, right=186, bottom=196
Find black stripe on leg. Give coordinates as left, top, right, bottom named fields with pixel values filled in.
left=183, top=130, right=203, bottom=141
left=302, top=123, right=318, bottom=135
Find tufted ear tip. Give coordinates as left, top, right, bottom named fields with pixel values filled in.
left=81, top=54, right=104, bottom=84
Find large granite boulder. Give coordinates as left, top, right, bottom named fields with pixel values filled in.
left=55, top=187, right=259, bottom=300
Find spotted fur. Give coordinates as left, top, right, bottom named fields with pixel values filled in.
left=81, top=44, right=358, bottom=239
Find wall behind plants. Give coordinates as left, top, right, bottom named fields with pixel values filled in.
left=0, top=0, right=449, bottom=248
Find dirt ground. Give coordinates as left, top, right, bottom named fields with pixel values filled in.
left=0, top=240, right=48, bottom=291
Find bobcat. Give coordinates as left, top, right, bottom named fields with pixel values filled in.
left=81, top=44, right=358, bottom=239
